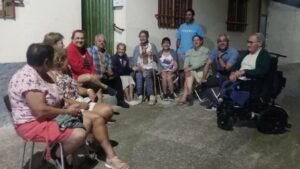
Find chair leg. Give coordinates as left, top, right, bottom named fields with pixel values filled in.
left=194, top=89, right=205, bottom=103
left=58, top=143, right=65, bottom=169
left=156, top=76, right=163, bottom=99
left=29, top=142, right=35, bottom=169
left=21, top=141, right=27, bottom=169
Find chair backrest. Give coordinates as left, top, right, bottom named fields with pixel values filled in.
left=260, top=54, right=286, bottom=101
left=3, top=95, right=12, bottom=112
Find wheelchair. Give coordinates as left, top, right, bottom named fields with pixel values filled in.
left=216, top=52, right=291, bottom=134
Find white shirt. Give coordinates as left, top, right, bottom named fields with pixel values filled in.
left=239, top=48, right=261, bottom=80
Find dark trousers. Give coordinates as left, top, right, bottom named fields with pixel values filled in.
left=203, top=75, right=227, bottom=106
left=102, top=76, right=125, bottom=103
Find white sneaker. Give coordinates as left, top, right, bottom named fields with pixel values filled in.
left=127, top=100, right=139, bottom=106
left=149, top=95, right=156, bottom=105
left=137, top=95, right=143, bottom=103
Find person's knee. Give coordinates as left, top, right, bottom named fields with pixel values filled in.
left=94, top=115, right=106, bottom=126
left=69, top=128, right=86, bottom=144
left=167, top=75, right=172, bottom=81
left=101, top=104, right=113, bottom=119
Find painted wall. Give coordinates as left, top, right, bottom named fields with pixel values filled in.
left=114, top=0, right=259, bottom=56
left=266, top=2, right=300, bottom=64
left=0, top=0, right=81, bottom=63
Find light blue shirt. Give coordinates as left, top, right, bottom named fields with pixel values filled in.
left=176, top=22, right=204, bottom=54
left=209, top=47, right=239, bottom=71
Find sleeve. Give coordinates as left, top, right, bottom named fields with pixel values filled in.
left=132, top=46, right=139, bottom=66
left=125, top=57, right=133, bottom=74
left=86, top=52, right=97, bottom=74
left=244, top=50, right=271, bottom=79
left=19, top=71, right=48, bottom=96
left=227, top=49, right=239, bottom=65
left=67, top=47, right=91, bottom=76
left=209, top=48, right=217, bottom=61
left=89, top=48, right=102, bottom=75
left=110, top=56, right=118, bottom=74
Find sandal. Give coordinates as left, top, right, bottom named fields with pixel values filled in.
left=105, top=156, right=129, bottom=169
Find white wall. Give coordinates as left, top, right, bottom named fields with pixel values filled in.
left=0, top=0, right=81, bottom=63
left=114, top=0, right=259, bottom=56
left=266, top=2, right=300, bottom=64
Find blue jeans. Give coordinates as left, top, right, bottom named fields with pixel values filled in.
left=135, top=69, right=154, bottom=96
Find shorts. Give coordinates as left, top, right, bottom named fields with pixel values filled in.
left=120, top=76, right=135, bottom=90
left=15, top=120, right=73, bottom=143
left=192, top=70, right=203, bottom=83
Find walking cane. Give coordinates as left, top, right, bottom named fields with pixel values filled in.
left=152, top=61, right=157, bottom=104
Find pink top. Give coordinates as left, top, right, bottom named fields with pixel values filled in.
left=8, top=64, right=63, bottom=125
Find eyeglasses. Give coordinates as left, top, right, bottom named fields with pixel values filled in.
left=247, top=40, right=258, bottom=44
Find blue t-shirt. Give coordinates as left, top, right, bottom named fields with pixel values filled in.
left=209, top=47, right=239, bottom=71
left=176, top=22, right=204, bottom=54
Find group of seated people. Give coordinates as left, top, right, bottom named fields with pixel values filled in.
left=7, top=27, right=271, bottom=169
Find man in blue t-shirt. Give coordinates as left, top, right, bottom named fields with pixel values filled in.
left=199, top=33, right=239, bottom=110
left=176, top=9, right=204, bottom=89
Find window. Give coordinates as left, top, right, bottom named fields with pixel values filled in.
left=156, top=0, right=192, bottom=29
left=0, top=0, right=15, bottom=19
left=226, top=0, right=248, bottom=32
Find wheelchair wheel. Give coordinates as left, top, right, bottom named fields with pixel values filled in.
left=257, top=105, right=289, bottom=134
left=217, top=102, right=235, bottom=130
left=217, top=112, right=235, bottom=130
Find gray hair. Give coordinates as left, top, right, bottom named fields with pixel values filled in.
left=116, top=42, right=126, bottom=51
left=95, top=33, right=106, bottom=41
left=251, top=32, right=265, bottom=47
left=218, top=33, right=230, bottom=42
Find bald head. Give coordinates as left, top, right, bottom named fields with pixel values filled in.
left=95, top=33, right=106, bottom=50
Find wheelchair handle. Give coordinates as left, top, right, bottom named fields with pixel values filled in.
left=270, top=52, right=287, bottom=58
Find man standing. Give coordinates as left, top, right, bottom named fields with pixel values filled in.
left=88, top=34, right=129, bottom=108
left=200, top=33, right=239, bottom=110
left=176, top=9, right=204, bottom=89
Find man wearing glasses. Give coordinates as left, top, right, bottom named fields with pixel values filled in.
left=229, top=33, right=271, bottom=82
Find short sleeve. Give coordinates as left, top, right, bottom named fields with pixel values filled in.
left=209, top=48, right=218, bottom=61
left=227, top=49, right=239, bottom=65
left=20, top=71, right=48, bottom=96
